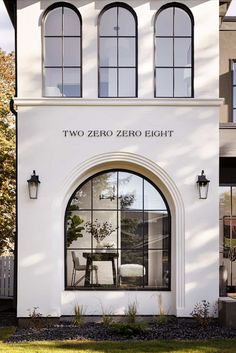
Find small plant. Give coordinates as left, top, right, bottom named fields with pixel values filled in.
left=28, top=307, right=43, bottom=329
left=125, top=301, right=138, bottom=324
left=112, top=322, right=146, bottom=336
left=101, top=304, right=114, bottom=326
left=74, top=304, right=85, bottom=326
left=190, top=300, right=211, bottom=327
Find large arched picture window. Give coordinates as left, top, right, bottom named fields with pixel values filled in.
left=65, top=170, right=171, bottom=290
left=154, top=3, right=194, bottom=98
left=98, top=3, right=137, bottom=97
left=42, top=3, right=82, bottom=97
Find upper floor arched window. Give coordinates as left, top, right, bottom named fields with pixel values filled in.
left=98, top=3, right=137, bottom=98
left=42, top=3, right=82, bottom=97
left=154, top=3, right=194, bottom=98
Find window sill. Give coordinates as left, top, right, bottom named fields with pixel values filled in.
left=220, top=123, right=236, bottom=129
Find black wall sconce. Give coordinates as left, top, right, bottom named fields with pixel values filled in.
left=27, top=170, right=40, bottom=199
left=196, top=170, right=210, bottom=199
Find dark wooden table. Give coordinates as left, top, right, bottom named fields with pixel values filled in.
left=83, top=252, right=118, bottom=286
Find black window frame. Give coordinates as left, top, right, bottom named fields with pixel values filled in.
left=65, top=169, right=171, bottom=291
left=231, top=59, right=236, bottom=122
left=154, top=2, right=194, bottom=98
left=42, top=2, right=82, bottom=98
left=98, top=2, right=138, bottom=98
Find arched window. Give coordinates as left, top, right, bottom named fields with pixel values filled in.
left=42, top=3, right=82, bottom=97
left=154, top=3, right=194, bottom=98
left=98, top=3, right=137, bottom=98
left=65, top=170, right=171, bottom=290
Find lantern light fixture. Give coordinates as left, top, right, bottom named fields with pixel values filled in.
left=27, top=170, right=40, bottom=199
left=196, top=170, right=210, bottom=199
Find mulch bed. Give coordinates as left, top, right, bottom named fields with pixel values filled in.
left=6, top=318, right=236, bottom=343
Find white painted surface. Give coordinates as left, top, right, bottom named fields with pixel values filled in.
left=16, top=0, right=220, bottom=317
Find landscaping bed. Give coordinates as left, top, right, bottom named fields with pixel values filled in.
left=6, top=318, right=236, bottom=343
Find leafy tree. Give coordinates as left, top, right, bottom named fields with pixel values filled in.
left=0, top=49, right=15, bottom=254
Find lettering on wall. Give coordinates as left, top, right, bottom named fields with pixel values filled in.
left=62, top=130, right=174, bottom=138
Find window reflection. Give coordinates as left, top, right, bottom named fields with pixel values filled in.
left=66, top=170, right=171, bottom=290
left=43, top=5, right=82, bottom=97
left=99, top=4, right=137, bottom=97
left=155, top=4, right=193, bottom=98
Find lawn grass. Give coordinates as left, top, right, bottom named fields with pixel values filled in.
left=0, top=327, right=236, bottom=353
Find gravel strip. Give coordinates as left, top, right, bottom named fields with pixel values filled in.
left=6, top=319, right=236, bottom=343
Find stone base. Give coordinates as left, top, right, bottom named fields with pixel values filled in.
left=18, top=317, right=60, bottom=328
left=218, top=297, right=236, bottom=329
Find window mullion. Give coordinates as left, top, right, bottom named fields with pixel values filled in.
left=62, top=7, right=64, bottom=97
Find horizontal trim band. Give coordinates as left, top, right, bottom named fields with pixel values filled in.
left=14, top=98, right=224, bottom=107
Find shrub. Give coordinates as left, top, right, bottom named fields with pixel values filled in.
left=74, top=304, right=85, bottom=326
left=190, top=300, right=212, bottom=327
left=125, top=301, right=138, bottom=324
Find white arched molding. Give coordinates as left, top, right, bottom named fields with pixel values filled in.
left=61, top=152, right=185, bottom=316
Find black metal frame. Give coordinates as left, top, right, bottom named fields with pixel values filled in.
left=154, top=2, right=194, bottom=98
left=65, top=169, right=171, bottom=291
left=219, top=186, right=236, bottom=287
left=231, top=59, right=236, bottom=122
left=98, top=2, right=138, bottom=98
left=42, top=2, right=82, bottom=98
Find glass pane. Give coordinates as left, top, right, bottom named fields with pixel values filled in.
left=174, top=38, right=191, bottom=67
left=71, top=181, right=91, bottom=210
left=119, top=250, right=145, bottom=287
left=100, top=7, right=117, bottom=36
left=100, top=38, right=117, bottom=67
left=234, top=110, right=236, bottom=123
left=233, top=62, right=236, bottom=84
left=45, top=7, right=62, bottom=36
left=233, top=87, right=236, bottom=108
left=99, top=68, right=117, bottom=97
left=118, top=172, right=142, bottom=209
left=44, top=68, right=62, bottom=96
left=66, top=211, right=91, bottom=248
left=219, top=187, right=231, bottom=220
left=92, top=211, right=118, bottom=249
left=45, top=38, right=62, bottom=66
left=64, top=7, right=81, bottom=36
left=93, top=172, right=117, bottom=209
left=174, top=8, right=191, bottom=36
left=155, top=8, right=173, bottom=36
left=174, top=68, right=191, bottom=97
left=118, top=68, right=136, bottom=97
left=63, top=68, right=81, bottom=97
left=118, top=7, right=135, bottom=36
left=146, top=250, right=170, bottom=288
left=118, top=38, right=135, bottom=67
left=144, top=211, right=170, bottom=249
left=155, top=38, right=173, bottom=67
left=64, top=38, right=81, bottom=66
left=121, top=211, right=143, bottom=249
left=144, top=180, right=166, bottom=210
left=232, top=187, right=236, bottom=215
left=155, top=68, right=173, bottom=97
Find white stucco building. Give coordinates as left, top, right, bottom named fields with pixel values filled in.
left=4, top=0, right=231, bottom=320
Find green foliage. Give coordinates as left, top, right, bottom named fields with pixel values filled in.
left=111, top=322, right=146, bottom=337
left=73, top=304, right=85, bottom=326
left=190, top=300, right=212, bottom=328
left=66, top=214, right=84, bottom=247
left=100, top=305, right=114, bottom=326
left=0, top=49, right=15, bottom=254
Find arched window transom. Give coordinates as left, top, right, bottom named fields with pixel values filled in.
left=98, top=4, right=137, bottom=98
left=43, top=4, right=82, bottom=97
left=154, top=3, right=194, bottom=98
left=65, top=170, right=171, bottom=290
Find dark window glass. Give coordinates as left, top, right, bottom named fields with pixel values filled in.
left=65, top=170, right=171, bottom=290
left=43, top=5, right=82, bottom=97
left=98, top=5, right=137, bottom=97
left=155, top=5, right=193, bottom=98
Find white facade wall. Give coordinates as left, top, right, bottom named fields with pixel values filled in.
left=16, top=0, right=221, bottom=318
